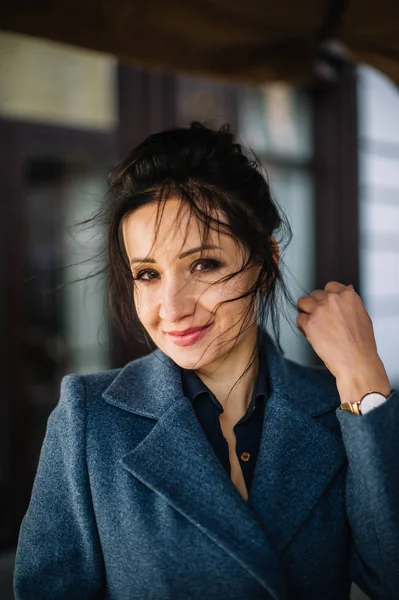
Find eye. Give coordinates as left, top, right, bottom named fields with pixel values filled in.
left=191, top=258, right=222, bottom=273
left=132, top=259, right=222, bottom=283
left=132, top=269, right=159, bottom=282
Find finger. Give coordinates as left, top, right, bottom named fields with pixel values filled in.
left=309, top=289, right=327, bottom=302
left=296, top=312, right=308, bottom=337
left=297, top=295, right=317, bottom=314
left=324, top=281, right=348, bottom=293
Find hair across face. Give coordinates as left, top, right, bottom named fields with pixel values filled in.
left=122, top=196, right=263, bottom=370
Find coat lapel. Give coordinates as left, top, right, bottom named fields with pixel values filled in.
left=247, top=340, right=347, bottom=552
left=103, top=330, right=346, bottom=599
left=120, top=399, right=286, bottom=600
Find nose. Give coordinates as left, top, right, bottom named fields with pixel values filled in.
left=158, top=277, right=194, bottom=323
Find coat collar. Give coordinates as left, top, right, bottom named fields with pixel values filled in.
left=103, top=329, right=346, bottom=600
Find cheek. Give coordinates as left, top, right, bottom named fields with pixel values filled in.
left=199, top=282, right=228, bottom=309
left=202, top=275, right=253, bottom=312
left=133, top=287, right=153, bottom=324
left=234, top=270, right=258, bottom=302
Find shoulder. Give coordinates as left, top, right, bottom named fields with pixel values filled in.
left=262, top=329, right=340, bottom=417
left=59, top=367, right=122, bottom=404
left=282, top=357, right=342, bottom=434
left=50, top=368, right=124, bottom=434
left=284, top=358, right=340, bottom=412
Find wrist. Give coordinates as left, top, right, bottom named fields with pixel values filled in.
left=336, top=359, right=391, bottom=405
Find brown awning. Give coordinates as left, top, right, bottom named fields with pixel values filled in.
left=1, top=0, right=399, bottom=85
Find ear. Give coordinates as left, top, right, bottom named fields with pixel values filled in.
left=270, top=236, right=280, bottom=268
left=259, top=237, right=279, bottom=297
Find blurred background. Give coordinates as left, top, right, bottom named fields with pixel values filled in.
left=0, top=2, right=399, bottom=598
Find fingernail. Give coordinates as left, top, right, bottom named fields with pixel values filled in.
left=348, top=284, right=354, bottom=290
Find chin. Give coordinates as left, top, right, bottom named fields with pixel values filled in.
left=168, top=350, right=207, bottom=369
left=163, top=343, right=215, bottom=369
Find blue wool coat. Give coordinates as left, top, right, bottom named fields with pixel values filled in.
left=14, top=331, right=399, bottom=600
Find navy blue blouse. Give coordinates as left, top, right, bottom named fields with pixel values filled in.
left=180, top=345, right=268, bottom=494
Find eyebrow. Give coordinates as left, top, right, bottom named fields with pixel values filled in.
left=129, top=244, right=221, bottom=265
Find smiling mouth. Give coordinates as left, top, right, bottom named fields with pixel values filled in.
left=166, top=325, right=211, bottom=336
left=165, top=323, right=213, bottom=346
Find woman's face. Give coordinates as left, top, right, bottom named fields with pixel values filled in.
left=122, top=197, right=260, bottom=370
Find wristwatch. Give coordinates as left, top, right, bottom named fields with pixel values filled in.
left=340, top=389, right=392, bottom=415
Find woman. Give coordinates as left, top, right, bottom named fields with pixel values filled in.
left=14, top=123, right=398, bottom=600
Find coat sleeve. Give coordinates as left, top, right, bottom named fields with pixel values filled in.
left=336, top=390, right=399, bottom=600
left=14, top=374, right=105, bottom=600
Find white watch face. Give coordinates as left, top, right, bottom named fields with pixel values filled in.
left=360, top=392, right=387, bottom=415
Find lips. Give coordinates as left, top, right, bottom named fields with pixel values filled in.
left=166, top=325, right=210, bottom=336
left=165, top=323, right=213, bottom=347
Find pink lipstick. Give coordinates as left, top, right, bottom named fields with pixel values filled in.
left=166, top=324, right=212, bottom=347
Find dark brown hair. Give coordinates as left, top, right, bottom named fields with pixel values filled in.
left=84, top=122, right=300, bottom=383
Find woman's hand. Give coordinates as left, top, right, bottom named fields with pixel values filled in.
left=296, top=281, right=391, bottom=404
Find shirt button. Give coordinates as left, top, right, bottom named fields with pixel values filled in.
left=240, top=452, right=251, bottom=462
